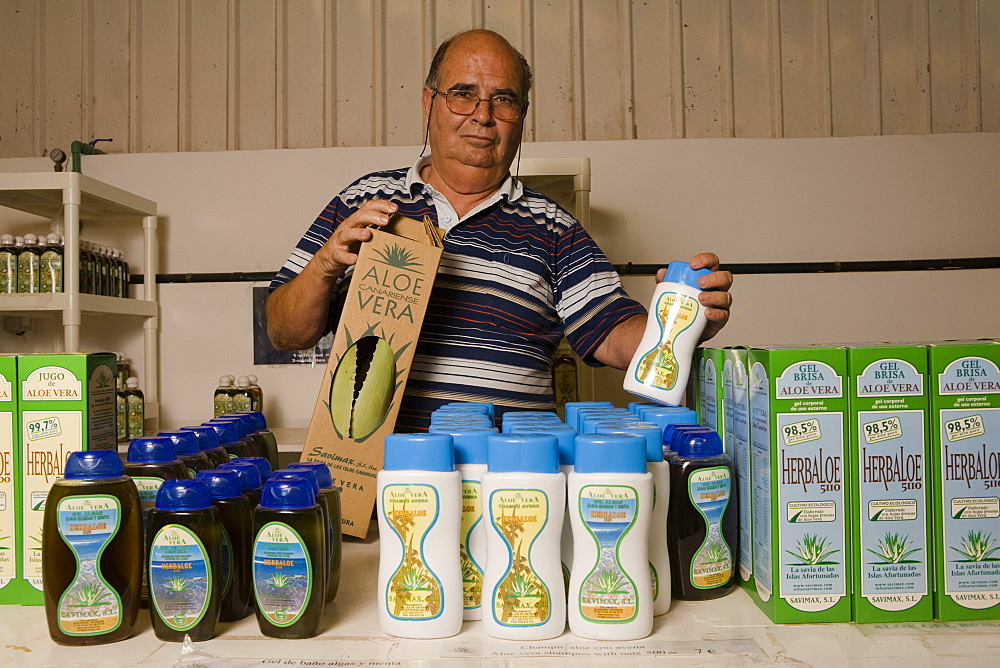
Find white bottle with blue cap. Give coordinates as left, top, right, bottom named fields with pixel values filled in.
left=481, top=433, right=566, bottom=640
left=376, top=434, right=462, bottom=638
left=624, top=260, right=712, bottom=406
left=568, top=434, right=653, bottom=639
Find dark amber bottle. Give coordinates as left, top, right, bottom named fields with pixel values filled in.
left=288, top=461, right=342, bottom=601
left=253, top=477, right=326, bottom=638
left=146, top=479, right=222, bottom=641
left=219, top=460, right=264, bottom=507
left=201, top=420, right=252, bottom=459
left=179, top=425, right=231, bottom=467
left=196, top=469, right=253, bottom=622
left=159, top=430, right=213, bottom=476
left=236, top=410, right=281, bottom=471
left=42, top=450, right=142, bottom=645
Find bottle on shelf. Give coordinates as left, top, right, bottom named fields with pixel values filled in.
left=232, top=377, right=254, bottom=412
left=40, top=232, right=64, bottom=293
left=17, top=232, right=42, bottom=293
left=125, top=377, right=144, bottom=439
left=214, top=376, right=235, bottom=418
left=246, top=374, right=264, bottom=411
left=115, top=352, right=132, bottom=389
left=117, top=383, right=129, bottom=442
left=80, top=240, right=95, bottom=294
left=112, top=248, right=129, bottom=297
left=1, top=233, right=18, bottom=293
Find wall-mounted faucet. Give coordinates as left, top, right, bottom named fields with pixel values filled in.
left=70, top=138, right=113, bottom=173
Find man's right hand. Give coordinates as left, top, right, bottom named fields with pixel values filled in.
left=313, top=199, right=399, bottom=277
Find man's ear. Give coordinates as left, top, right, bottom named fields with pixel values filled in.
left=422, top=86, right=434, bottom=119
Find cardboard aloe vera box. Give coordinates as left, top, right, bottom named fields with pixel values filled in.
left=15, top=353, right=117, bottom=605
left=722, top=347, right=752, bottom=585
left=698, top=346, right=725, bottom=437
left=747, top=345, right=851, bottom=623
left=928, top=339, right=1000, bottom=621
left=0, top=355, right=16, bottom=604
left=301, top=215, right=443, bottom=539
left=848, top=344, right=932, bottom=623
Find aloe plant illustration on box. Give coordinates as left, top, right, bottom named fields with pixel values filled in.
left=950, top=530, right=1000, bottom=563
left=867, top=532, right=921, bottom=564
left=786, top=533, right=841, bottom=566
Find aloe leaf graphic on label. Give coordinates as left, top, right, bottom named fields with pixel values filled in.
left=789, top=510, right=804, bottom=523
left=950, top=530, right=1000, bottom=562
left=68, top=582, right=112, bottom=607
left=953, top=506, right=967, bottom=519
left=867, top=532, right=920, bottom=564
left=785, top=533, right=840, bottom=566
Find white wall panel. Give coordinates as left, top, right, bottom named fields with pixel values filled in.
left=280, top=0, right=327, bottom=149
left=43, top=0, right=85, bottom=155
left=983, top=0, right=1000, bottom=132
left=829, top=0, right=880, bottom=136
left=0, top=0, right=38, bottom=157
left=779, top=0, right=831, bottom=138
left=86, top=0, right=131, bottom=150
left=183, top=0, right=229, bottom=152
left=680, top=0, right=731, bottom=138
left=879, top=0, right=931, bottom=135
left=928, top=0, right=981, bottom=134
left=731, top=0, right=782, bottom=138
left=631, top=0, right=683, bottom=139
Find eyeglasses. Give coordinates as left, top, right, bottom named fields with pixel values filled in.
left=432, top=88, right=523, bottom=121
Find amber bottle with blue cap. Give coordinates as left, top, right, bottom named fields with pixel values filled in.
left=288, top=461, right=342, bottom=601
left=201, top=420, right=251, bottom=459
left=178, top=425, right=230, bottom=467
left=481, top=433, right=565, bottom=640
left=146, top=478, right=222, bottom=641
left=272, top=467, right=335, bottom=604
left=235, top=410, right=280, bottom=470
left=568, top=434, right=653, bottom=639
left=42, top=450, right=142, bottom=645
left=159, top=430, right=212, bottom=476
left=253, top=476, right=327, bottom=638
left=196, top=469, right=252, bottom=622
left=376, top=433, right=462, bottom=638
left=219, top=459, right=264, bottom=507
left=624, top=260, right=713, bottom=405
left=668, top=429, right=737, bottom=600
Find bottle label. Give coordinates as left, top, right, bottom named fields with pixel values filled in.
left=233, top=394, right=252, bottom=412
left=382, top=484, right=443, bottom=620
left=17, top=252, right=40, bottom=293
left=253, top=521, right=312, bottom=626
left=127, top=395, right=144, bottom=439
left=40, top=252, right=63, bottom=293
left=56, top=495, right=123, bottom=636
left=634, top=291, right=700, bottom=391
left=689, top=467, right=733, bottom=589
left=149, top=524, right=212, bottom=631
left=577, top=485, right=639, bottom=623
left=131, top=477, right=164, bottom=599
left=214, top=394, right=233, bottom=418
left=460, top=480, right=484, bottom=610
left=488, top=488, right=551, bottom=627
left=0, top=251, right=16, bottom=293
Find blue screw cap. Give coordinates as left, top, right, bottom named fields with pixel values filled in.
left=64, top=450, right=124, bottom=479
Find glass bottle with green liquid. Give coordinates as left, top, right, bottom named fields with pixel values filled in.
left=40, top=232, right=63, bottom=293
left=146, top=479, right=222, bottom=641
left=17, top=232, right=42, bottom=293
left=253, top=477, right=327, bottom=638
left=0, top=233, right=17, bottom=293
left=196, top=469, right=253, bottom=622
left=42, top=450, right=143, bottom=645
left=288, top=461, right=343, bottom=601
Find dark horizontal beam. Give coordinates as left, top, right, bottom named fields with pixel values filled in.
left=132, top=257, right=999, bottom=284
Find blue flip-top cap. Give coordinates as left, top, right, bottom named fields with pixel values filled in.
left=563, top=402, right=613, bottom=430
left=582, top=413, right=639, bottom=435
left=637, top=405, right=690, bottom=422
left=597, top=423, right=664, bottom=462
left=64, top=450, right=124, bottom=479
left=434, top=406, right=491, bottom=419
left=260, top=477, right=315, bottom=509
left=288, top=461, right=333, bottom=489
left=213, top=416, right=249, bottom=439
left=155, top=479, right=212, bottom=510
left=677, top=430, right=724, bottom=457
left=574, top=434, right=648, bottom=473
left=195, top=469, right=244, bottom=499
left=383, top=434, right=455, bottom=472
left=646, top=409, right=699, bottom=434
left=226, top=412, right=258, bottom=433
left=663, top=260, right=712, bottom=290
left=430, top=417, right=494, bottom=429
left=667, top=424, right=713, bottom=450
left=202, top=420, right=240, bottom=445
left=424, top=427, right=493, bottom=465
left=236, top=411, right=267, bottom=430
left=126, top=436, right=179, bottom=464
left=272, top=468, right=321, bottom=496
left=486, top=434, right=559, bottom=473
left=628, top=402, right=659, bottom=415
left=236, top=456, right=273, bottom=482
left=508, top=423, right=577, bottom=466
left=443, top=402, right=495, bottom=420
left=158, top=430, right=200, bottom=456
left=219, top=460, right=263, bottom=490
left=179, top=425, right=221, bottom=451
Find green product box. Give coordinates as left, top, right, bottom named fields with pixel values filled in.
left=747, top=345, right=851, bottom=623
left=698, top=347, right=726, bottom=438
left=722, top=347, right=752, bottom=586
left=847, top=344, right=932, bottom=623
left=0, top=355, right=17, bottom=604
left=15, top=353, right=117, bottom=605
left=686, top=348, right=703, bottom=416
left=928, top=339, right=1000, bottom=621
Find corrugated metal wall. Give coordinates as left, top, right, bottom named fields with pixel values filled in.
left=1, top=0, right=997, bottom=158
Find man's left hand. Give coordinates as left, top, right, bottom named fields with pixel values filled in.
left=656, top=252, right=733, bottom=343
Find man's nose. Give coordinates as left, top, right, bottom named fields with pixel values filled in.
left=471, top=98, right=495, bottom=125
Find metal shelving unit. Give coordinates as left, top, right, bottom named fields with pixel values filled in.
left=0, top=171, right=159, bottom=426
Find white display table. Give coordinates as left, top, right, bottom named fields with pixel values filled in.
left=2, top=519, right=998, bottom=667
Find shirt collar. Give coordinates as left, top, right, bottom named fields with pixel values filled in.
left=405, top=155, right=523, bottom=202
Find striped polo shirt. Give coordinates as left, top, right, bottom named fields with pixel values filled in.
left=270, top=161, right=646, bottom=430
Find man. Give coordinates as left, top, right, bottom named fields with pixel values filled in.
left=268, top=29, right=733, bottom=428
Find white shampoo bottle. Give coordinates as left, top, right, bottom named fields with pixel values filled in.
left=377, top=433, right=462, bottom=638
left=624, top=261, right=712, bottom=406
left=568, top=434, right=654, bottom=640
left=481, top=433, right=566, bottom=640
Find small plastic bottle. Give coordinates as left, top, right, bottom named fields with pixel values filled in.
left=42, top=450, right=143, bottom=645
left=218, top=460, right=264, bottom=507
left=235, top=456, right=274, bottom=485
left=232, top=377, right=254, bottom=412
left=481, top=433, right=566, bottom=640
left=0, top=234, right=17, bottom=293
left=377, top=433, right=463, bottom=638
left=17, top=232, right=42, bottom=293
left=246, top=374, right=264, bottom=411
left=196, top=469, right=253, bottom=622
left=116, top=385, right=129, bottom=442
left=597, top=421, right=672, bottom=616
left=146, top=479, right=222, bottom=642
left=288, top=461, right=343, bottom=602
left=624, top=260, right=713, bottom=406
left=125, top=377, right=144, bottom=439
left=214, top=376, right=235, bottom=418
left=159, top=430, right=213, bottom=476
left=179, top=425, right=231, bottom=468
left=39, top=232, right=63, bottom=293
left=253, top=477, right=327, bottom=638
left=568, top=434, right=653, bottom=640
left=668, top=430, right=737, bottom=600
